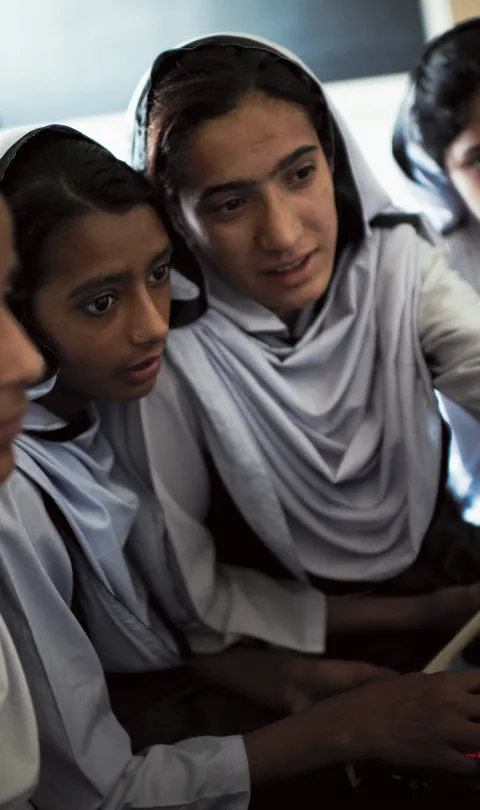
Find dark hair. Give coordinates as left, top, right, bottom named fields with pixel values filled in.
left=0, top=130, right=169, bottom=367
left=2, top=131, right=161, bottom=301
left=412, top=24, right=480, bottom=167
left=148, top=44, right=332, bottom=200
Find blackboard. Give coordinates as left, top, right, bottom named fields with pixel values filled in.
left=0, top=0, right=425, bottom=127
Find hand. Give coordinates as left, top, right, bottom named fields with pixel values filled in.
left=417, top=583, right=480, bottom=631
left=192, top=647, right=393, bottom=715
left=331, top=670, right=480, bottom=775
left=327, top=583, right=480, bottom=635
left=283, top=657, right=394, bottom=713
left=245, top=669, right=480, bottom=785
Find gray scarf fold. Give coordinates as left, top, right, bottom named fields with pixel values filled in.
left=167, top=224, right=441, bottom=581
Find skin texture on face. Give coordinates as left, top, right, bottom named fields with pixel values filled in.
left=0, top=195, right=43, bottom=482
left=32, top=203, right=171, bottom=419
left=445, top=88, right=480, bottom=222
left=177, top=90, right=338, bottom=323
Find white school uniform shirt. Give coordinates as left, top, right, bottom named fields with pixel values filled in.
left=429, top=217, right=480, bottom=523
left=0, top=405, right=250, bottom=810
left=142, top=236, right=480, bottom=618
left=0, top=614, right=38, bottom=810
left=105, top=366, right=325, bottom=656
left=0, top=398, right=326, bottom=810
left=392, top=97, right=480, bottom=524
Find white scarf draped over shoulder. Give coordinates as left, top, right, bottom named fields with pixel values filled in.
left=166, top=221, right=441, bottom=582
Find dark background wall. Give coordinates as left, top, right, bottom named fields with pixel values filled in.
left=1, top=0, right=425, bottom=128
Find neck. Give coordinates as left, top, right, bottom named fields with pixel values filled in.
left=275, top=307, right=302, bottom=329
left=39, top=385, right=90, bottom=422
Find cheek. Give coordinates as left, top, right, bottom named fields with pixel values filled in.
left=151, top=287, right=171, bottom=325
left=187, top=219, right=247, bottom=269
left=312, top=177, right=337, bottom=237
left=183, top=204, right=249, bottom=259
left=55, top=332, right=118, bottom=395
left=450, top=169, right=480, bottom=216
left=208, top=223, right=249, bottom=257
left=32, top=293, right=71, bottom=352
left=315, top=172, right=336, bottom=210
left=48, top=318, right=113, bottom=378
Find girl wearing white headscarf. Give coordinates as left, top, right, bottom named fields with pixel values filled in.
left=0, top=126, right=332, bottom=810
left=393, top=18, right=480, bottom=524
left=131, top=34, right=480, bottom=673
left=4, top=123, right=452, bottom=810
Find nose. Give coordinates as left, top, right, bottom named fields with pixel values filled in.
left=255, top=188, right=302, bottom=253
left=129, top=287, right=169, bottom=348
left=0, top=312, right=43, bottom=391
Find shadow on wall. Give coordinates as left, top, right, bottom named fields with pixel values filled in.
left=0, top=0, right=424, bottom=128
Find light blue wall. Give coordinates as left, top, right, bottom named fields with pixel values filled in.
left=1, top=0, right=424, bottom=127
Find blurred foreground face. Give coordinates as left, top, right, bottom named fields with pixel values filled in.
left=0, top=194, right=43, bottom=483
left=445, top=88, right=480, bottom=222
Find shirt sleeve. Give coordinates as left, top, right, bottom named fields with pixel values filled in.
left=418, top=239, right=480, bottom=420
left=0, top=476, right=251, bottom=810
left=132, top=365, right=327, bottom=657
left=0, top=615, right=39, bottom=810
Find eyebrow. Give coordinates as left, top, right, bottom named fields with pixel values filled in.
left=69, top=245, right=172, bottom=300
left=198, top=144, right=319, bottom=204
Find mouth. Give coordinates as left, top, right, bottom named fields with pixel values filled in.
left=123, top=353, right=163, bottom=385
left=261, top=249, right=318, bottom=285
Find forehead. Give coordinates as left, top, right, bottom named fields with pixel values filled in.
left=184, top=91, right=321, bottom=186
left=447, top=89, right=480, bottom=165
left=43, top=204, right=169, bottom=289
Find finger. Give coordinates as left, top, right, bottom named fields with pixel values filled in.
left=353, top=664, right=397, bottom=684
left=441, top=669, right=480, bottom=693
left=440, top=748, right=480, bottom=777
left=448, top=718, right=480, bottom=753
left=464, top=695, right=480, bottom=721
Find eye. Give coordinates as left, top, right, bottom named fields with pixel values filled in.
left=462, top=149, right=480, bottom=170
left=83, top=293, right=118, bottom=317
left=149, top=263, right=171, bottom=285
left=289, top=163, right=317, bottom=185
left=210, top=197, right=247, bottom=220
left=223, top=198, right=245, bottom=212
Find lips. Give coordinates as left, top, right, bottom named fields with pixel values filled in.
left=259, top=249, right=319, bottom=289
left=0, top=408, right=27, bottom=443
left=123, top=354, right=163, bottom=386
left=261, top=249, right=317, bottom=276
left=127, top=355, right=161, bottom=373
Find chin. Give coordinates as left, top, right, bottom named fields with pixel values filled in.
left=278, top=277, right=331, bottom=313
left=119, top=378, right=158, bottom=402
left=0, top=446, right=14, bottom=485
